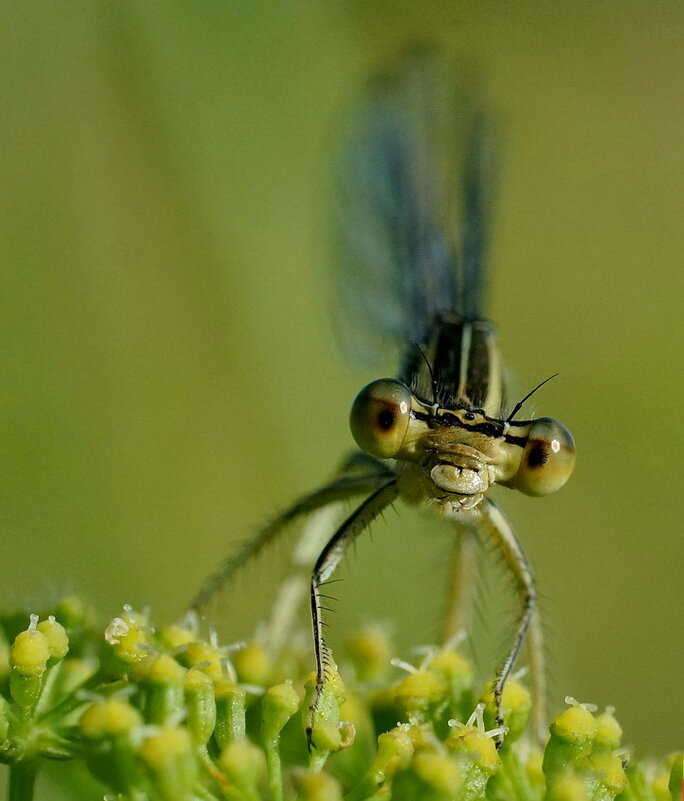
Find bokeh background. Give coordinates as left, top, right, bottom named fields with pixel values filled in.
left=0, top=0, right=681, bottom=771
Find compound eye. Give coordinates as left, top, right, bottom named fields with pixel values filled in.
left=514, top=417, right=576, bottom=496
left=349, top=379, right=412, bottom=459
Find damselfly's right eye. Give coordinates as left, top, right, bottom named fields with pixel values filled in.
left=513, top=417, right=576, bottom=496
left=350, top=379, right=412, bottom=459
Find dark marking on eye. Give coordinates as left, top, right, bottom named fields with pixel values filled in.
left=377, top=409, right=395, bottom=430
left=464, top=412, right=476, bottom=421
left=527, top=441, right=548, bottom=468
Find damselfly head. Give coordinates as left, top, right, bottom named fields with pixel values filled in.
left=351, top=378, right=576, bottom=505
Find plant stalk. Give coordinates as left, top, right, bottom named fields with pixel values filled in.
left=9, top=758, right=38, bottom=801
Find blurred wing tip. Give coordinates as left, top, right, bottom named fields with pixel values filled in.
left=330, top=45, right=501, bottom=365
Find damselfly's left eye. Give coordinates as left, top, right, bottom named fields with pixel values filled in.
left=349, top=379, right=412, bottom=459
left=513, top=417, right=576, bottom=496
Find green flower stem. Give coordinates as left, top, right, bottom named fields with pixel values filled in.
left=499, top=748, right=539, bottom=801
left=195, top=745, right=226, bottom=798
left=345, top=777, right=379, bottom=801
left=214, top=682, right=246, bottom=750
left=33, top=661, right=65, bottom=718
left=308, top=751, right=328, bottom=775
left=260, top=683, right=299, bottom=801
left=261, top=684, right=299, bottom=741
left=9, top=673, right=44, bottom=717
left=346, top=727, right=414, bottom=801
left=218, top=740, right=263, bottom=801
left=622, top=763, right=656, bottom=801
left=193, top=784, right=221, bottom=801
left=264, top=743, right=284, bottom=801
left=487, top=763, right=520, bottom=801
left=9, top=758, right=38, bottom=801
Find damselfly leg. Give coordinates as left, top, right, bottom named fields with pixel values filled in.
left=307, top=480, right=400, bottom=742
left=478, top=499, right=546, bottom=743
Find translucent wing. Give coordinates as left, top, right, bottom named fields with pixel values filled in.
left=331, top=46, right=499, bottom=367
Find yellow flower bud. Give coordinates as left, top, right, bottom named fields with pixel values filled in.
left=11, top=617, right=51, bottom=677
left=80, top=697, right=146, bottom=794
left=138, top=725, right=192, bottom=770
left=158, top=623, right=195, bottom=651
left=139, top=725, right=197, bottom=800
left=130, top=653, right=185, bottom=684
left=345, top=628, right=392, bottom=682
left=584, top=752, right=627, bottom=795
left=544, top=702, right=598, bottom=779
left=180, top=641, right=223, bottom=681
left=219, top=739, right=264, bottom=797
left=54, top=595, right=93, bottom=629
left=392, top=669, right=448, bottom=714
left=594, top=709, right=622, bottom=750
left=430, top=649, right=472, bottom=681
left=448, top=727, right=500, bottom=776
left=104, top=617, right=149, bottom=665
left=291, top=768, right=344, bottom=801
left=233, top=642, right=272, bottom=685
left=37, top=616, right=69, bottom=661
left=262, top=682, right=300, bottom=743
left=546, top=773, right=590, bottom=801
left=80, top=698, right=143, bottom=738
left=412, top=750, right=462, bottom=793
left=551, top=706, right=597, bottom=745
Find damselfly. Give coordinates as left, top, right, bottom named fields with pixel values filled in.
left=190, top=49, right=575, bottom=748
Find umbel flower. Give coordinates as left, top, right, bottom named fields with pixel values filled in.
left=0, top=598, right=679, bottom=801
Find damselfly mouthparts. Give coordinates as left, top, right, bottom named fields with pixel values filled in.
left=190, top=49, right=575, bottom=748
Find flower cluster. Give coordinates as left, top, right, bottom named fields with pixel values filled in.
left=0, top=599, right=679, bottom=801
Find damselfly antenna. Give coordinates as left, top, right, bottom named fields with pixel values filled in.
left=506, top=373, right=559, bottom=423
left=412, top=342, right=439, bottom=407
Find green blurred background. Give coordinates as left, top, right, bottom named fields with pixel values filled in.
left=0, top=0, right=681, bottom=760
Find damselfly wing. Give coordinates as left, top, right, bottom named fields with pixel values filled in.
left=190, top=49, right=575, bottom=747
